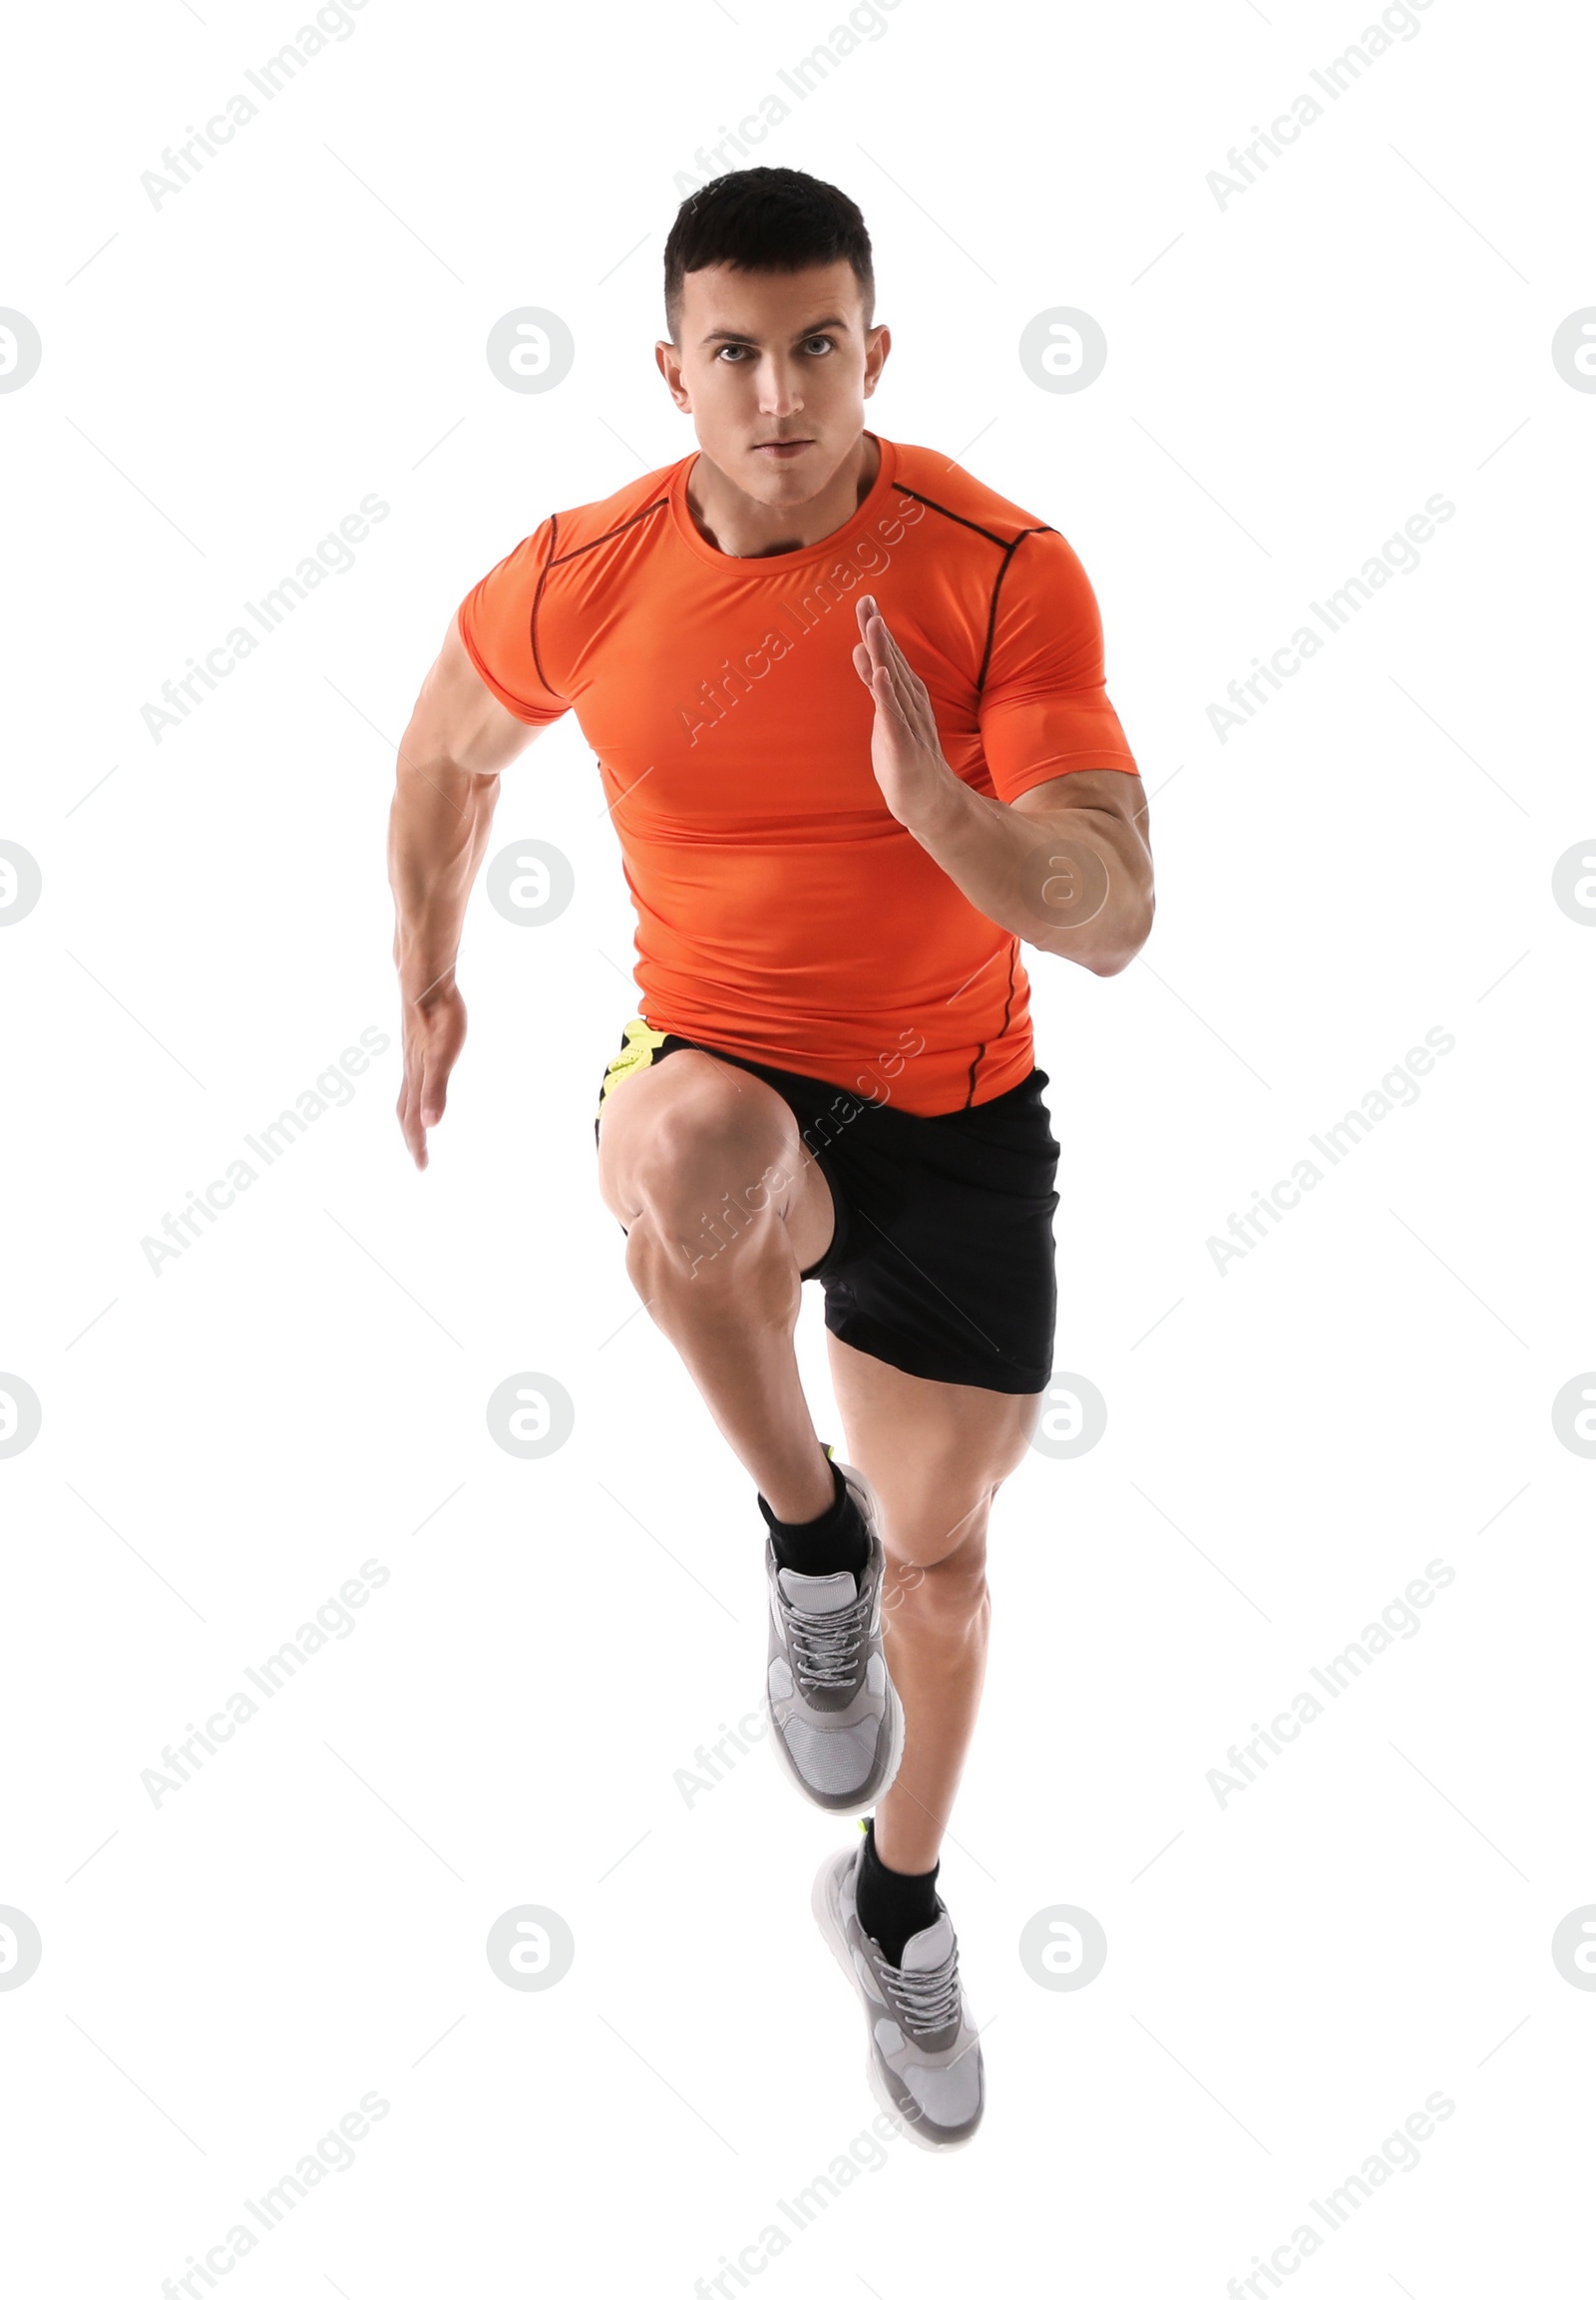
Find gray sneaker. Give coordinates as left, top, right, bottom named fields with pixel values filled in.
left=763, top=1455, right=904, bottom=1816
left=812, top=1835, right=986, bottom=2149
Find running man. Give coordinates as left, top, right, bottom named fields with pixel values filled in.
left=388, top=167, right=1152, bottom=2149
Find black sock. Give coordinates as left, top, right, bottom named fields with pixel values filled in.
left=758, top=1452, right=870, bottom=1579
left=854, top=1817, right=941, bottom=1967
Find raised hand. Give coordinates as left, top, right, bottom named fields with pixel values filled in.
left=851, top=592, right=961, bottom=833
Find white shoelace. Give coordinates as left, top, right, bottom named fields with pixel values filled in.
left=782, top=1586, right=872, bottom=1690
left=882, top=1947, right=962, bottom=2035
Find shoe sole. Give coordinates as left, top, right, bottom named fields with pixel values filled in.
left=810, top=1847, right=983, bottom=2153
left=765, top=1458, right=906, bottom=1820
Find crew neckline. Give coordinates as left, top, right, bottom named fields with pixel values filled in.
left=669, top=431, right=899, bottom=575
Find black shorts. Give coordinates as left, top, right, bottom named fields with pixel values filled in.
left=595, top=1019, right=1060, bottom=1394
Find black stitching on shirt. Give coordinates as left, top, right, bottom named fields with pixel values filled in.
left=532, top=495, right=671, bottom=701
left=890, top=485, right=1012, bottom=550
left=977, top=526, right=1055, bottom=695
left=996, top=941, right=1019, bottom=1041
left=529, top=512, right=560, bottom=699
left=548, top=496, right=671, bottom=566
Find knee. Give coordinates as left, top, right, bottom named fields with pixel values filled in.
left=884, top=1550, right=989, bottom=1640
left=628, top=1082, right=795, bottom=1255
left=882, top=1488, right=994, bottom=1627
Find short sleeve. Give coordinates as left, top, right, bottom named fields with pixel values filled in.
left=978, top=527, right=1138, bottom=802
left=456, top=517, right=572, bottom=725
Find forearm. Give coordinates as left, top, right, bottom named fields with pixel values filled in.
left=906, top=775, right=1153, bottom=975
left=388, top=736, right=502, bottom=1000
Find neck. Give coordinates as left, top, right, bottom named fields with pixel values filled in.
left=685, top=432, right=880, bottom=559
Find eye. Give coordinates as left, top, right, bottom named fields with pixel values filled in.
left=715, top=343, right=753, bottom=362
left=803, top=335, right=836, bottom=355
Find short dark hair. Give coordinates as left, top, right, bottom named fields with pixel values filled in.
left=663, top=167, right=874, bottom=344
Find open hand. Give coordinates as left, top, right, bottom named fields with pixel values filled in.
left=396, top=977, right=467, bottom=1170
left=851, top=593, right=961, bottom=832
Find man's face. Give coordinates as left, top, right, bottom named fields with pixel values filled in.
left=657, top=260, right=889, bottom=507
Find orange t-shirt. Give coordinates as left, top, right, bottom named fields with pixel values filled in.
left=457, top=432, right=1137, bottom=1116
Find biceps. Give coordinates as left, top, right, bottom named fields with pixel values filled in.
left=407, top=617, right=550, bottom=777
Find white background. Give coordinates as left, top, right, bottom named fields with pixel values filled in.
left=2, top=0, right=1592, bottom=2291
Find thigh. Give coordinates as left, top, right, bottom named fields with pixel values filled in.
left=825, top=1333, right=1040, bottom=1568
left=815, top=1069, right=1061, bottom=1396
left=596, top=1033, right=838, bottom=1274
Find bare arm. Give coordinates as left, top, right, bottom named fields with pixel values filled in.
left=918, top=766, right=1153, bottom=975
left=850, top=591, right=1154, bottom=974
left=388, top=616, right=551, bottom=1167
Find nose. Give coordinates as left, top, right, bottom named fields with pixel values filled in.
left=756, top=353, right=806, bottom=420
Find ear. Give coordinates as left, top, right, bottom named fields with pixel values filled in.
left=654, top=339, right=691, bottom=411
